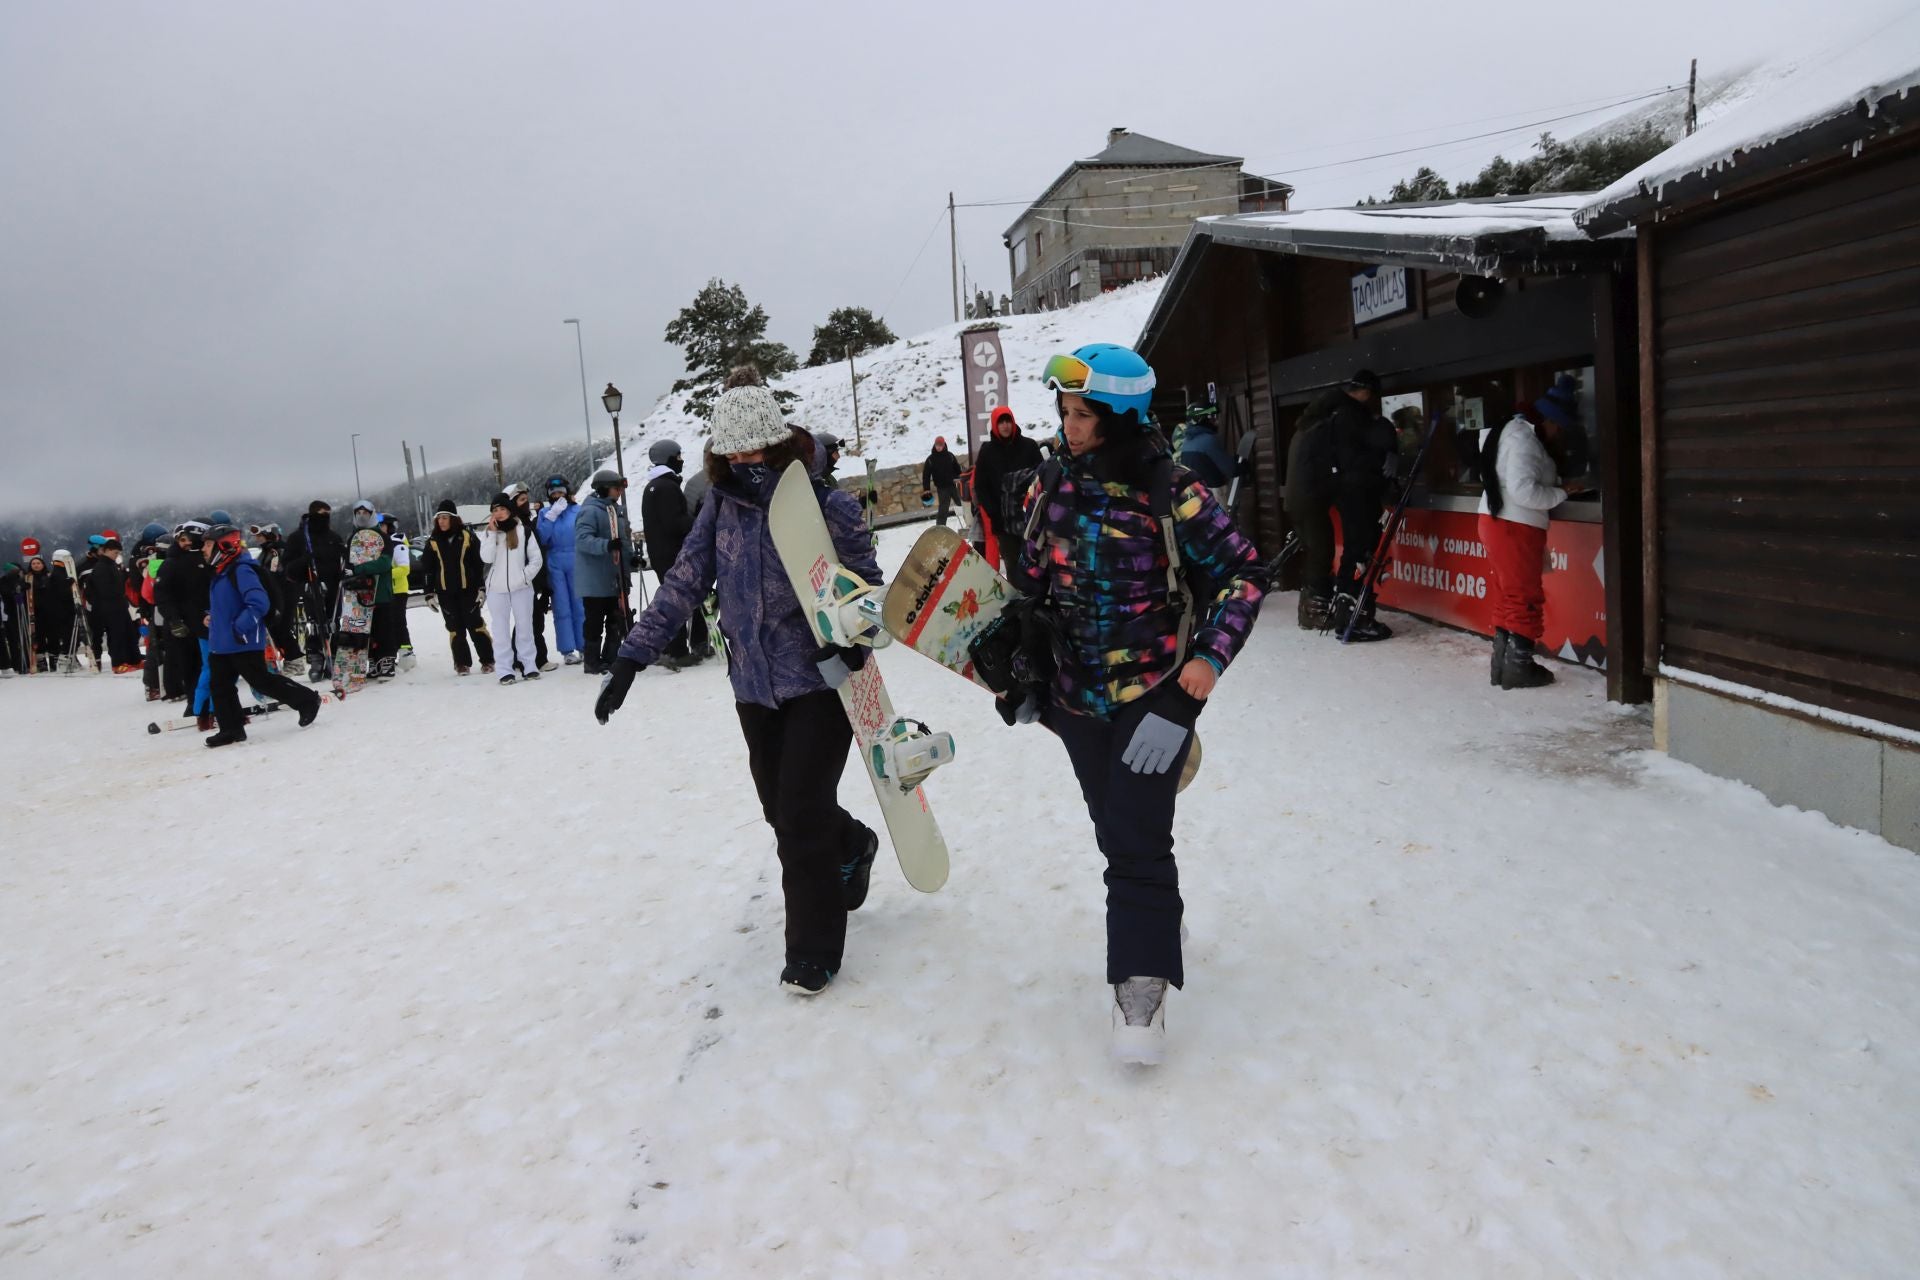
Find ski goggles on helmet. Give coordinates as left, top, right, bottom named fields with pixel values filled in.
left=1040, top=352, right=1156, bottom=399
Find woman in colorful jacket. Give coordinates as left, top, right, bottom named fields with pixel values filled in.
left=536, top=475, right=585, bottom=664
left=593, top=380, right=882, bottom=999
left=1009, top=343, right=1264, bottom=1066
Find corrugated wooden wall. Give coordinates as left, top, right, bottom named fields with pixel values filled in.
left=1652, top=141, right=1920, bottom=730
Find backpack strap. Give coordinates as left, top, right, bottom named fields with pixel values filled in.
left=1149, top=457, right=1194, bottom=667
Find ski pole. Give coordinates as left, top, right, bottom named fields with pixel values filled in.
left=1340, top=411, right=1442, bottom=644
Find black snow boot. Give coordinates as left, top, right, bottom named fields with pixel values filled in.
left=841, top=825, right=880, bottom=911
left=1498, top=635, right=1556, bottom=689
left=1490, top=628, right=1510, bottom=686
left=1297, top=591, right=1332, bottom=631
left=204, top=729, right=247, bottom=748
left=780, top=961, right=835, bottom=996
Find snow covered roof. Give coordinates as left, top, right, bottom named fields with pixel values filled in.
left=1002, top=130, right=1246, bottom=239
left=1136, top=196, right=1628, bottom=358
left=1577, top=14, right=1920, bottom=235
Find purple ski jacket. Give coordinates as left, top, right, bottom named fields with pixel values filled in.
left=617, top=472, right=881, bottom=709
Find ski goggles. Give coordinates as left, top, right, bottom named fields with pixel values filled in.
left=1040, top=353, right=1156, bottom=399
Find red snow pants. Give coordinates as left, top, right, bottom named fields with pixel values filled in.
left=1479, top=514, right=1547, bottom=641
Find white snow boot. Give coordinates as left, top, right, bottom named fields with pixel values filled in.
left=282, top=654, right=307, bottom=678
left=1111, top=977, right=1169, bottom=1066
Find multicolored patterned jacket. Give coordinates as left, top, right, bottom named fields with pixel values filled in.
left=1009, top=436, right=1263, bottom=720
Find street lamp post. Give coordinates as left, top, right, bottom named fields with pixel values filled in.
left=601, top=383, right=628, bottom=499
left=564, top=318, right=593, bottom=471
left=350, top=433, right=363, bottom=498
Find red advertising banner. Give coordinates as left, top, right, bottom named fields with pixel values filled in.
left=1335, top=508, right=1608, bottom=667
left=958, top=325, right=1009, bottom=460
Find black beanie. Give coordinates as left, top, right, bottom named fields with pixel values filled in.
left=435, top=499, right=457, bottom=515
left=490, top=492, right=513, bottom=511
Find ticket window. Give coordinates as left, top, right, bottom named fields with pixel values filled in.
left=1399, top=365, right=1601, bottom=503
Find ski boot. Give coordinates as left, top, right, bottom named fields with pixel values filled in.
left=1296, top=591, right=1332, bottom=631
left=1498, top=635, right=1556, bottom=689
left=1112, top=977, right=1169, bottom=1066
left=1489, top=628, right=1509, bottom=686
left=283, top=654, right=307, bottom=679
left=204, top=729, right=246, bottom=749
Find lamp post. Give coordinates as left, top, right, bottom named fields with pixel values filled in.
left=564, top=318, right=593, bottom=469
left=601, top=382, right=629, bottom=524
left=350, top=433, right=363, bottom=498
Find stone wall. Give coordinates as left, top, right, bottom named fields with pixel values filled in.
left=836, top=460, right=950, bottom=521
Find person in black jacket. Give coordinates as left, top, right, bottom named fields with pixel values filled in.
left=155, top=524, right=214, bottom=718
left=970, top=406, right=1043, bottom=571
left=640, top=438, right=711, bottom=667
left=417, top=500, right=495, bottom=675
left=920, top=436, right=963, bottom=526
left=82, top=538, right=142, bottom=672
left=283, top=500, right=348, bottom=681
left=1327, top=369, right=1396, bottom=642
left=24, top=555, right=74, bottom=672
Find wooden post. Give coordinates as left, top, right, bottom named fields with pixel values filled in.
left=1592, top=269, right=1649, bottom=704
left=949, top=192, right=960, bottom=323
left=1636, top=229, right=1661, bottom=679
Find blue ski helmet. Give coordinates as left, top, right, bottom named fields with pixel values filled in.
left=1041, top=343, right=1157, bottom=424
left=140, top=522, right=169, bottom=546
left=207, top=509, right=234, bottom=525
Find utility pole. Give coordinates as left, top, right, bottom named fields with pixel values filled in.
left=564, top=318, right=593, bottom=464
left=402, top=439, right=418, bottom=532
left=1686, top=59, right=1699, bottom=136
left=418, top=445, right=431, bottom=531
left=847, top=345, right=862, bottom=452
left=949, top=191, right=960, bottom=323
left=491, top=438, right=505, bottom=488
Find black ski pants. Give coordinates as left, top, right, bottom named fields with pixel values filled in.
left=436, top=590, right=493, bottom=670
left=1049, top=694, right=1190, bottom=988
left=531, top=587, right=550, bottom=667
left=1291, top=503, right=1335, bottom=602
left=164, top=627, right=199, bottom=699
left=209, top=649, right=320, bottom=737
left=736, top=690, right=872, bottom=973
left=581, top=595, right=629, bottom=668
left=1334, top=494, right=1383, bottom=595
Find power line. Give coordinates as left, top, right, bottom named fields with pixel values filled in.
left=880, top=206, right=951, bottom=319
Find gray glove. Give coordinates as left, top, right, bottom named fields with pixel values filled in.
left=1121, top=711, right=1189, bottom=775
left=426, top=595, right=440, bottom=614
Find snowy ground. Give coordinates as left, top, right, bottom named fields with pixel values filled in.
left=4, top=526, right=1918, bottom=1278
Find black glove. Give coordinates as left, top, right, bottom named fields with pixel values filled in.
left=994, top=690, right=1043, bottom=726
left=812, top=642, right=868, bottom=690
left=594, top=657, right=642, bottom=724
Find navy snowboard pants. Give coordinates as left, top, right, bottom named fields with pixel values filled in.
left=1049, top=693, right=1190, bottom=988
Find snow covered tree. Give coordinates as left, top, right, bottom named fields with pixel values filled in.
left=1384, top=167, right=1454, bottom=203
left=806, top=307, right=897, bottom=368
left=1371, top=127, right=1672, bottom=205
left=664, top=279, right=799, bottom=419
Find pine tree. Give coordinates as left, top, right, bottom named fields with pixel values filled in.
left=806, top=306, right=897, bottom=367
left=1373, top=127, right=1671, bottom=204
left=664, top=279, right=799, bottom=419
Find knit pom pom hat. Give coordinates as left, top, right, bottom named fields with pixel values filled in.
left=708, top=385, right=791, bottom=457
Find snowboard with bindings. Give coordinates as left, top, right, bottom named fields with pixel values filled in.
left=767, top=460, right=949, bottom=893
left=332, top=530, right=383, bottom=693
left=881, top=525, right=1203, bottom=792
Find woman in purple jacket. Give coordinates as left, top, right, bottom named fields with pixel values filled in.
left=594, top=380, right=882, bottom=997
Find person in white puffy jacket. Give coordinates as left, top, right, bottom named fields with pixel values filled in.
left=1477, top=408, right=1571, bottom=690
left=477, top=492, right=544, bottom=685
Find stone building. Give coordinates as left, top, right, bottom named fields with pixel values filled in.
left=1002, top=128, right=1291, bottom=314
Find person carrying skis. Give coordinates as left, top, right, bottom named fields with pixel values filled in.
left=594, top=381, right=883, bottom=998
left=1479, top=394, right=1577, bottom=690
left=284, top=500, right=348, bottom=682
left=1006, top=343, right=1264, bottom=1064
left=537, top=475, right=585, bottom=665
left=920, top=436, right=963, bottom=526
left=574, top=469, right=632, bottom=675
left=478, top=492, right=544, bottom=685
left=418, top=500, right=494, bottom=675
left=202, top=524, right=322, bottom=747
left=971, top=405, right=1043, bottom=571
left=639, top=438, right=710, bottom=668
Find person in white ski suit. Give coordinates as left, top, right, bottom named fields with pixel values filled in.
left=477, top=492, right=544, bottom=685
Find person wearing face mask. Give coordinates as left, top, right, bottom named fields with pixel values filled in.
left=284, top=499, right=348, bottom=682
left=536, top=475, right=585, bottom=666
left=639, top=439, right=710, bottom=668
left=1005, top=344, right=1265, bottom=1065
left=201, top=524, right=322, bottom=747
left=971, top=405, right=1043, bottom=571
left=594, top=379, right=884, bottom=998
left=478, top=492, right=545, bottom=685
left=574, top=469, right=633, bottom=675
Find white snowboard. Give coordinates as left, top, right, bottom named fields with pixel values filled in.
left=767, top=460, right=949, bottom=893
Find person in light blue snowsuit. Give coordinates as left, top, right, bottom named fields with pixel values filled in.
left=537, top=474, right=585, bottom=664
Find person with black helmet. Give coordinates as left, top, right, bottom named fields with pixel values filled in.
left=202, top=524, right=322, bottom=747
left=156, top=521, right=215, bottom=724
left=536, top=475, right=585, bottom=665
left=1327, top=369, right=1396, bottom=642
left=249, top=522, right=303, bottom=677
left=284, top=499, right=348, bottom=681
left=575, top=468, right=632, bottom=675
left=640, top=439, right=710, bottom=667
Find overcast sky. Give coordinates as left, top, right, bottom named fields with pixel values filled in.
left=0, top=0, right=1890, bottom=513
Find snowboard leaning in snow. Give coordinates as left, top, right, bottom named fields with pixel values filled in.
left=881, top=525, right=1202, bottom=792
left=767, top=460, right=949, bottom=893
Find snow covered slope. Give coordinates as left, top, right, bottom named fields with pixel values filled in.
left=623, top=277, right=1166, bottom=471
left=5, top=539, right=1920, bottom=1276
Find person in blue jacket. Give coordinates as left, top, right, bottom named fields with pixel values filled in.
left=537, top=474, right=585, bottom=664
left=202, top=523, right=322, bottom=747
